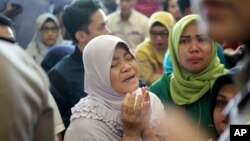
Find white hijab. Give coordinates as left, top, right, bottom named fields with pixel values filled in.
left=70, top=35, right=136, bottom=136
left=83, top=35, right=135, bottom=111
left=70, top=35, right=164, bottom=137
left=26, top=13, right=63, bottom=64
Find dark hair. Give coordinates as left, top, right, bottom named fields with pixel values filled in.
left=152, top=22, right=164, bottom=28
left=0, top=16, right=15, bottom=37
left=209, top=69, right=238, bottom=136
left=62, top=0, right=101, bottom=43
left=177, top=0, right=190, bottom=17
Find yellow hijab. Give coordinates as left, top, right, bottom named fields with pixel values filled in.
left=136, top=11, right=176, bottom=67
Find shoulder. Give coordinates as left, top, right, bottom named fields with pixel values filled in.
left=135, top=40, right=152, bottom=57
left=149, top=92, right=163, bottom=105
left=108, top=11, right=118, bottom=17
left=65, top=118, right=119, bottom=141
left=0, top=41, right=49, bottom=95
left=26, top=42, right=37, bottom=53
left=107, top=11, right=119, bottom=21
left=149, top=73, right=171, bottom=91
left=149, top=73, right=172, bottom=105
left=51, top=55, right=73, bottom=69
left=133, top=10, right=149, bottom=20
left=136, top=39, right=150, bottom=52
left=48, top=55, right=78, bottom=76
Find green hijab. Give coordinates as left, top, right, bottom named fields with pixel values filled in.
left=169, top=14, right=227, bottom=105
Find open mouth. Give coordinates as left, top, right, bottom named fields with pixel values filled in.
left=123, top=74, right=136, bottom=82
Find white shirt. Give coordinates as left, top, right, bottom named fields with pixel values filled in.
left=107, top=9, right=149, bottom=49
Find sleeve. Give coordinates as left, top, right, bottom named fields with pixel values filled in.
left=48, top=90, right=65, bottom=134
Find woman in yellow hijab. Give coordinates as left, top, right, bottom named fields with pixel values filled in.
left=135, top=11, right=175, bottom=85
left=149, top=14, right=227, bottom=138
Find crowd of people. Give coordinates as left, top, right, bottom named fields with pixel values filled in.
left=0, top=0, right=250, bottom=141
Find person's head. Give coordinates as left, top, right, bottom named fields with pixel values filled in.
left=169, top=15, right=227, bottom=105
left=0, top=16, right=16, bottom=43
left=195, top=0, right=250, bottom=42
left=169, top=14, right=217, bottom=74
left=210, top=74, right=237, bottom=135
left=166, top=0, right=181, bottom=20
left=63, top=0, right=110, bottom=51
left=116, top=0, right=136, bottom=16
left=149, top=11, right=176, bottom=50
left=53, top=7, right=67, bottom=38
left=37, top=13, right=60, bottom=47
left=83, top=35, right=139, bottom=97
left=177, top=0, right=192, bottom=17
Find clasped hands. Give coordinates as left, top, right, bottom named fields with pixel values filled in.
left=121, top=87, right=152, bottom=138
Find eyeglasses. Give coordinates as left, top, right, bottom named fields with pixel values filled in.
left=150, top=30, right=168, bottom=38
left=41, top=26, right=58, bottom=33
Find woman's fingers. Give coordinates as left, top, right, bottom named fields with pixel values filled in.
left=141, top=87, right=150, bottom=102
left=127, top=92, right=136, bottom=115
left=134, top=95, right=143, bottom=118
left=121, top=93, right=130, bottom=119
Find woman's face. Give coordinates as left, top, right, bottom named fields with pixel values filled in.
left=213, top=83, right=237, bottom=135
left=150, top=24, right=168, bottom=50
left=110, top=44, right=139, bottom=94
left=40, top=20, right=58, bottom=46
left=168, top=0, right=180, bottom=20
left=178, top=22, right=212, bottom=73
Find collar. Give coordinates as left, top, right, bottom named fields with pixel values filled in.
left=117, top=9, right=136, bottom=24
left=71, top=46, right=83, bottom=65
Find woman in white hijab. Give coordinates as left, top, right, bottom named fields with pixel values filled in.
left=64, top=35, right=165, bottom=141
left=26, top=13, right=62, bottom=64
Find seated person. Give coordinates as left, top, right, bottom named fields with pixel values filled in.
left=64, top=35, right=165, bottom=141
left=135, top=11, right=175, bottom=85
left=210, top=71, right=238, bottom=139
left=163, top=43, right=228, bottom=73
left=149, top=14, right=228, bottom=139
left=26, top=13, right=63, bottom=64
